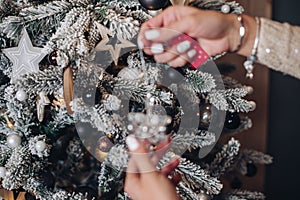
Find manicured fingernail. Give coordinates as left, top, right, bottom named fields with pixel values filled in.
left=151, top=43, right=164, bottom=54
left=126, top=135, right=139, bottom=151
left=137, top=36, right=144, bottom=49
left=145, top=29, right=160, bottom=40
left=187, top=49, right=197, bottom=58
left=176, top=40, right=191, bottom=53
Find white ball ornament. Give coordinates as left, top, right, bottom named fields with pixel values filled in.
left=35, top=140, right=47, bottom=152
left=249, top=101, right=257, bottom=111
left=221, top=4, right=230, bottom=14
left=198, top=193, right=211, bottom=200
left=0, top=167, right=6, bottom=178
left=15, top=89, right=28, bottom=101
left=7, top=134, right=22, bottom=148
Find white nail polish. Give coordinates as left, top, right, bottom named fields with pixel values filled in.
left=145, top=29, right=160, bottom=40
left=137, top=37, right=144, bottom=49
left=151, top=43, right=164, bottom=54
left=176, top=40, right=191, bottom=53
left=187, top=49, right=197, bottom=58
left=126, top=135, right=139, bottom=151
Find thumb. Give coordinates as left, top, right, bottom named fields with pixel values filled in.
left=126, top=135, right=157, bottom=173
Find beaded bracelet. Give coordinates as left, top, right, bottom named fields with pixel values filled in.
left=243, top=17, right=261, bottom=79
left=229, top=15, right=245, bottom=53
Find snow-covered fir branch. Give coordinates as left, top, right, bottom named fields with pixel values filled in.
left=178, top=157, right=223, bottom=195
left=0, top=1, right=72, bottom=40
left=208, top=89, right=228, bottom=110
left=4, top=86, right=35, bottom=136
left=0, top=0, right=15, bottom=20
left=222, top=190, right=265, bottom=200
left=241, top=149, right=273, bottom=165
left=46, top=7, right=93, bottom=68
left=14, top=66, right=63, bottom=94
left=235, top=149, right=273, bottom=175
left=189, top=0, right=244, bottom=14
left=209, top=138, right=240, bottom=177
left=46, top=106, right=74, bottom=132
left=184, top=69, right=216, bottom=93
left=0, top=52, right=12, bottom=76
left=113, top=78, right=151, bottom=103
left=208, top=88, right=255, bottom=112
left=0, top=141, right=11, bottom=165
left=171, top=129, right=215, bottom=154
left=2, top=145, right=32, bottom=190
left=98, top=146, right=128, bottom=195
left=72, top=98, right=114, bottom=133
left=177, top=182, right=204, bottom=200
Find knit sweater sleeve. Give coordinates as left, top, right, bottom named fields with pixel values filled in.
left=257, top=18, right=300, bottom=79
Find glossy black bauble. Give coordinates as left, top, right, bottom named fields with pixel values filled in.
left=224, top=112, right=240, bottom=129
left=139, top=0, right=169, bottom=10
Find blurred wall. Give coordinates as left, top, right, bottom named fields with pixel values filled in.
left=265, top=0, right=300, bottom=199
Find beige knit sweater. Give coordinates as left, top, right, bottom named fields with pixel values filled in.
left=257, top=18, right=300, bottom=79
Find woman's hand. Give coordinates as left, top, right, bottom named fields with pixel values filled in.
left=138, top=6, right=256, bottom=67
left=124, top=135, right=181, bottom=200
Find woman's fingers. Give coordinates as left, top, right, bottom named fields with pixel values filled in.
left=150, top=136, right=172, bottom=165
left=126, top=135, right=157, bottom=173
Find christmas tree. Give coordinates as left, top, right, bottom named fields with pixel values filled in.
left=0, top=0, right=272, bottom=199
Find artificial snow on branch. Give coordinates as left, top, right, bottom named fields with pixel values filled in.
left=209, top=138, right=240, bottom=177
left=0, top=1, right=72, bottom=39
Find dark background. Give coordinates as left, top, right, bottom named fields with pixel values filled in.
left=265, top=0, right=300, bottom=199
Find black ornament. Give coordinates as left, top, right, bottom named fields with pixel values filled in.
left=48, top=51, right=58, bottom=66
left=230, top=177, right=242, bottom=189
left=40, top=171, right=55, bottom=189
left=49, top=130, right=74, bottom=161
left=199, top=103, right=212, bottom=128
left=139, top=0, right=169, bottom=10
left=246, top=163, right=257, bottom=177
left=25, top=193, right=37, bottom=200
left=224, top=112, right=240, bottom=129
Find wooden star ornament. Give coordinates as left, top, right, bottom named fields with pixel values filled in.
left=95, top=22, right=136, bottom=66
